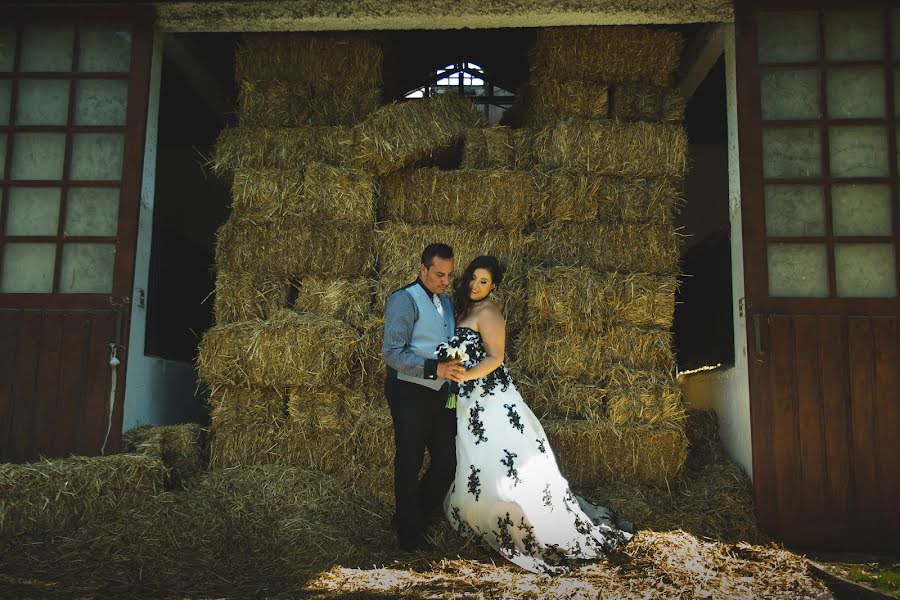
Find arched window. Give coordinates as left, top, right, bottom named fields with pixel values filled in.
left=404, top=61, right=514, bottom=124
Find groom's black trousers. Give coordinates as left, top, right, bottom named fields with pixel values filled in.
left=385, top=376, right=457, bottom=546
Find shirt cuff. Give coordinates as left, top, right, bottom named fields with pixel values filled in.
left=424, top=359, right=438, bottom=380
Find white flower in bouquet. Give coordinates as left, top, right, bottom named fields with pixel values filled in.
left=449, top=348, right=469, bottom=362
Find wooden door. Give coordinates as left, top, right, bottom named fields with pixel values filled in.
left=736, top=0, right=900, bottom=550
left=0, top=8, right=152, bottom=462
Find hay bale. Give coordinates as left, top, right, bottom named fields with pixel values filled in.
left=517, top=321, right=675, bottom=376
left=286, top=385, right=369, bottom=432
left=604, top=365, right=685, bottom=427
left=532, top=119, right=688, bottom=180
left=522, top=368, right=683, bottom=428
left=121, top=424, right=207, bottom=488
left=207, top=384, right=286, bottom=428
left=237, top=78, right=380, bottom=128
left=524, top=78, right=610, bottom=125
left=214, top=271, right=293, bottom=324
left=294, top=276, right=373, bottom=329
left=230, top=164, right=376, bottom=222
left=460, top=127, right=533, bottom=170
left=380, top=167, right=533, bottom=229
left=215, top=217, right=374, bottom=278
left=530, top=26, right=684, bottom=87
left=612, top=84, right=686, bottom=124
left=0, top=454, right=167, bottom=539
left=208, top=420, right=347, bottom=470
left=197, top=309, right=363, bottom=388
left=534, top=174, right=679, bottom=225
left=530, top=222, right=680, bottom=276
left=527, top=267, right=676, bottom=329
left=346, top=408, right=395, bottom=504
left=521, top=374, right=607, bottom=423
left=375, top=222, right=530, bottom=282
left=352, top=94, right=485, bottom=175
left=211, top=126, right=355, bottom=175
left=235, top=34, right=382, bottom=87
left=542, top=420, right=687, bottom=487
left=359, top=317, right=386, bottom=402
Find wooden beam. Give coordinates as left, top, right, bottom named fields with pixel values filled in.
left=156, top=0, right=734, bottom=33
left=677, top=24, right=726, bottom=100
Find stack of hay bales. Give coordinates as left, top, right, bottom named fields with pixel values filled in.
left=201, top=34, right=489, bottom=503
left=201, top=34, right=381, bottom=473
left=515, top=26, right=689, bottom=487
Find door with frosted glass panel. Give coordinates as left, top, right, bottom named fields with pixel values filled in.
left=0, top=11, right=151, bottom=462
left=737, top=1, right=900, bottom=550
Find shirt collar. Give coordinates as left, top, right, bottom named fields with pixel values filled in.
left=416, top=277, right=436, bottom=300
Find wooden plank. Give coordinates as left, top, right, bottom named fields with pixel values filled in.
left=0, top=309, right=21, bottom=461
left=9, top=310, right=42, bottom=462
left=819, top=316, right=852, bottom=542
left=872, top=317, right=900, bottom=543
left=77, top=311, right=114, bottom=456
left=847, top=317, right=880, bottom=537
left=676, top=24, right=726, bottom=100
left=793, top=315, right=827, bottom=541
left=55, top=312, right=91, bottom=458
left=31, top=310, right=63, bottom=460
left=749, top=317, right=778, bottom=534
left=769, top=315, right=801, bottom=538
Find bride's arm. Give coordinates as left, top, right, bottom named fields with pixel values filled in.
left=460, top=306, right=505, bottom=381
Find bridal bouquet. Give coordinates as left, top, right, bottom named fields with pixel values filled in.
left=436, top=336, right=470, bottom=409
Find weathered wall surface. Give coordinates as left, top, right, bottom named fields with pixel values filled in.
left=156, top=0, right=734, bottom=32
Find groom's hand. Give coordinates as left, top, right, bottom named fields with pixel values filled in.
left=437, top=359, right=465, bottom=382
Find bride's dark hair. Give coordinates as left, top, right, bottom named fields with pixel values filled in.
left=453, top=255, right=505, bottom=321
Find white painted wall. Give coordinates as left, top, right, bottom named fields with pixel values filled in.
left=707, top=24, right=753, bottom=478
left=122, top=30, right=201, bottom=431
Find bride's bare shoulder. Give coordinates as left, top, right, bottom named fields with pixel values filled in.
left=477, top=300, right=505, bottom=323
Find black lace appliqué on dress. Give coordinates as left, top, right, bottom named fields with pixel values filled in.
left=467, top=400, right=488, bottom=445
left=501, top=449, right=522, bottom=485
left=542, top=484, right=553, bottom=509
left=496, top=513, right=518, bottom=556
left=536, top=438, right=546, bottom=453
left=468, top=465, right=482, bottom=501
left=518, top=517, right=537, bottom=555
left=449, top=327, right=514, bottom=399
left=504, top=403, right=525, bottom=434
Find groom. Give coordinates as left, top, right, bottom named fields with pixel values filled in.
left=381, top=243, right=465, bottom=552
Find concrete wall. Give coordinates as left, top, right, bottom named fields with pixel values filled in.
left=707, top=24, right=753, bottom=478
left=122, top=31, right=201, bottom=431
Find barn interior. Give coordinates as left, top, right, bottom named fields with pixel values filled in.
left=2, top=25, right=824, bottom=600
left=148, top=26, right=731, bottom=388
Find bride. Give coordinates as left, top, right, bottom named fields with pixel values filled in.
left=438, top=255, right=633, bottom=575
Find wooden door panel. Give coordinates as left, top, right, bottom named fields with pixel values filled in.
left=78, top=312, right=116, bottom=456
left=769, top=316, right=803, bottom=536
left=32, top=311, right=63, bottom=460
left=9, top=311, right=42, bottom=461
left=55, top=312, right=93, bottom=458
left=872, top=318, right=900, bottom=537
left=0, top=309, right=117, bottom=462
left=0, top=309, right=19, bottom=456
left=794, top=316, right=828, bottom=529
left=753, top=314, right=899, bottom=549
left=818, top=317, right=852, bottom=537
left=847, top=317, right=880, bottom=530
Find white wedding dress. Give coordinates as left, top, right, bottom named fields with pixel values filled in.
left=440, top=327, right=633, bottom=575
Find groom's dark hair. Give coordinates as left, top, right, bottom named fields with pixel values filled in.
left=421, top=243, right=453, bottom=268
